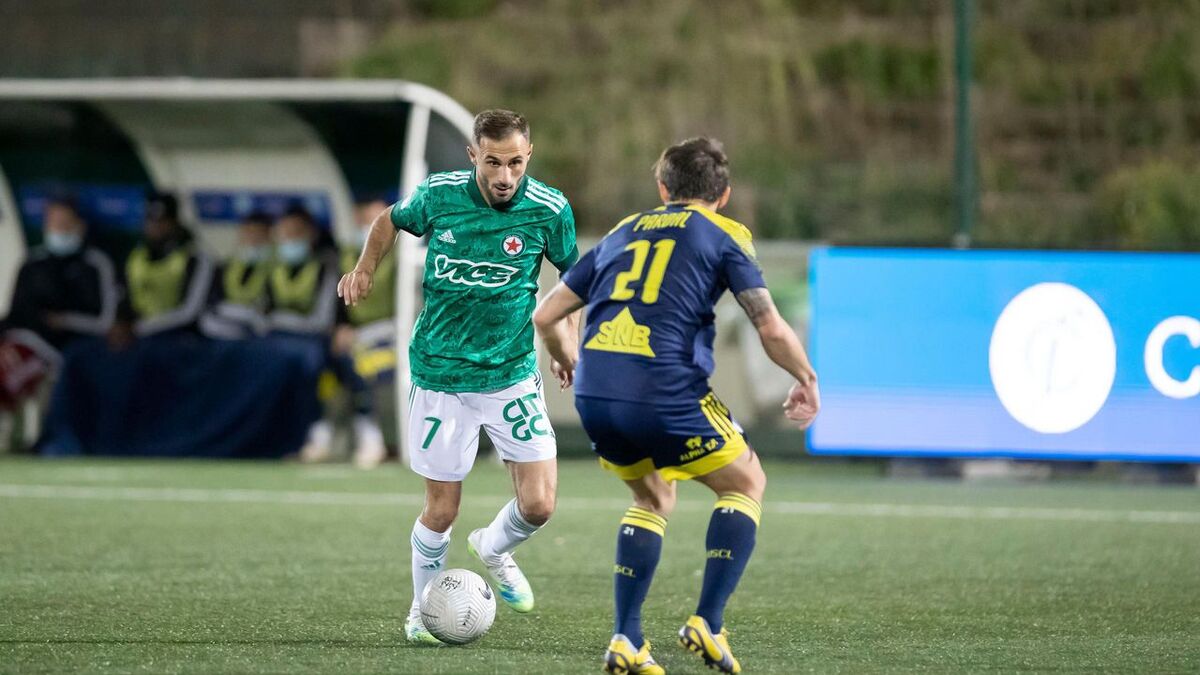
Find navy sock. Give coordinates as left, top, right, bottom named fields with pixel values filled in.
left=695, top=493, right=761, bottom=633
left=613, top=506, right=666, bottom=648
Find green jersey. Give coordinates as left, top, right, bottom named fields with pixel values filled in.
left=390, top=169, right=578, bottom=392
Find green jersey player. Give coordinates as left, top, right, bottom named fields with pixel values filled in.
left=338, top=109, right=578, bottom=644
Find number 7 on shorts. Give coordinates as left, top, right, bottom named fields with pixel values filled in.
left=422, top=416, right=442, bottom=451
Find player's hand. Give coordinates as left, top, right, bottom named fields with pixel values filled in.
left=106, top=320, right=135, bottom=352
left=783, top=378, right=820, bottom=430
left=332, top=325, right=356, bottom=355
left=338, top=268, right=373, bottom=307
left=550, top=358, right=574, bottom=390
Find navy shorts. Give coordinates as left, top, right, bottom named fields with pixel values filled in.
left=574, top=391, right=749, bottom=481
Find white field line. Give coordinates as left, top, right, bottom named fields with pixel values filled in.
left=1, top=483, right=1198, bottom=525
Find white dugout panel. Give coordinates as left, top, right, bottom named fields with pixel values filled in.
left=0, top=79, right=476, bottom=461
left=96, top=99, right=356, bottom=257
left=0, top=163, right=23, bottom=317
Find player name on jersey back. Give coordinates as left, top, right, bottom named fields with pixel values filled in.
left=564, top=204, right=766, bottom=403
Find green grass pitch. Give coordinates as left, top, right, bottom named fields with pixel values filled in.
left=1, top=456, right=1198, bottom=673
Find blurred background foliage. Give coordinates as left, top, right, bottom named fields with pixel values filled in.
left=343, top=0, right=1200, bottom=249
left=5, top=0, right=1197, bottom=249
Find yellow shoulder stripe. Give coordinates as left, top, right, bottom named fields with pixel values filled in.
left=606, top=211, right=644, bottom=237
left=686, top=205, right=757, bottom=259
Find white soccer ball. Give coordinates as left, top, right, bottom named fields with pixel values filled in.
left=419, top=568, right=496, bottom=645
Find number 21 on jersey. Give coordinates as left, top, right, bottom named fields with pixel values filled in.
left=610, top=239, right=675, bottom=304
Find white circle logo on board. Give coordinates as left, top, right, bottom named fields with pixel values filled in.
left=989, top=282, right=1116, bottom=434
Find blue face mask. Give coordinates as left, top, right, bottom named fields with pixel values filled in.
left=44, top=231, right=83, bottom=256
left=278, top=240, right=311, bottom=265
left=239, top=245, right=272, bottom=264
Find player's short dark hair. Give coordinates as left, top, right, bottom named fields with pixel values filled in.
left=473, top=109, right=529, bottom=145
left=654, top=137, right=731, bottom=203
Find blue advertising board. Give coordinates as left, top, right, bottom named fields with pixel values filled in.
left=17, top=186, right=336, bottom=231
left=18, top=183, right=148, bottom=231
left=808, top=248, right=1200, bottom=461
left=192, top=190, right=333, bottom=229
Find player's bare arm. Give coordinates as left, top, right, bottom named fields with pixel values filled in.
left=337, top=206, right=398, bottom=306
left=735, top=287, right=821, bottom=428
left=563, top=306, right=582, bottom=341
left=552, top=307, right=583, bottom=388
left=533, top=282, right=585, bottom=388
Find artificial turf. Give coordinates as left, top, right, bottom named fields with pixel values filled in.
left=1, top=456, right=1198, bottom=674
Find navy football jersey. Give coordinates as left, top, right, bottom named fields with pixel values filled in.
left=563, top=203, right=766, bottom=403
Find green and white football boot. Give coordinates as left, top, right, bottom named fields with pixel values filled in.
left=404, top=602, right=442, bottom=645
left=467, top=528, right=535, bottom=613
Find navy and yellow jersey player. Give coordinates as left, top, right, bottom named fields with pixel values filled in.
left=562, top=202, right=765, bottom=481
left=535, top=138, right=819, bottom=675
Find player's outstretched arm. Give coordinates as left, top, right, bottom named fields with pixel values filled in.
left=533, top=282, right=585, bottom=389
left=338, top=207, right=398, bottom=307
left=736, top=287, right=820, bottom=429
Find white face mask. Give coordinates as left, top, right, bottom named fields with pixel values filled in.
left=278, top=240, right=311, bottom=265
left=45, top=231, right=83, bottom=256
left=239, top=245, right=272, bottom=264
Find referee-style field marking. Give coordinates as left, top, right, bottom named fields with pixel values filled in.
left=1, top=483, right=1198, bottom=525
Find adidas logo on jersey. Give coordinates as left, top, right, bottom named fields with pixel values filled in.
left=437, top=230, right=457, bottom=244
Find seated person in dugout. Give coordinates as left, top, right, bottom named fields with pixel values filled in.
left=199, top=211, right=275, bottom=340
left=1, top=197, right=122, bottom=441
left=124, top=192, right=214, bottom=338
left=266, top=204, right=345, bottom=461
left=2, top=196, right=121, bottom=358
left=266, top=204, right=341, bottom=338
left=330, top=197, right=398, bottom=469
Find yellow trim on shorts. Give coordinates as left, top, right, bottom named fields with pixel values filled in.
left=653, top=391, right=749, bottom=481
left=699, top=392, right=742, bottom=444
left=620, top=506, right=667, bottom=536
left=714, top=492, right=762, bottom=526
left=317, top=370, right=340, bottom=401
left=599, top=456, right=657, bottom=481
left=658, top=436, right=748, bottom=482
left=599, top=391, right=747, bottom=483
left=353, top=347, right=397, bottom=379
left=600, top=439, right=748, bottom=484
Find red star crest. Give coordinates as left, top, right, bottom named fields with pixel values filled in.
left=502, top=235, right=524, bottom=256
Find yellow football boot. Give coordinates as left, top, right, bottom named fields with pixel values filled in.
left=678, top=615, right=740, bottom=673
left=603, top=634, right=666, bottom=675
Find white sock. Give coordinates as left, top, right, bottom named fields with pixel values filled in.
left=411, top=519, right=451, bottom=607
left=352, top=415, right=386, bottom=468
left=306, top=420, right=332, bottom=446
left=476, top=498, right=541, bottom=564
left=353, top=415, right=384, bottom=447
left=299, top=420, right=333, bottom=462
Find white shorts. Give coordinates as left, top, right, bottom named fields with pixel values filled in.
left=406, top=372, right=557, bottom=482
